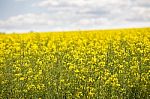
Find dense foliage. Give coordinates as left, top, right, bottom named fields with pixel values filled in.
left=0, top=28, right=150, bottom=98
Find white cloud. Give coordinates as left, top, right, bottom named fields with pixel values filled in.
left=34, top=0, right=124, bottom=7
left=33, top=0, right=150, bottom=22
left=0, top=13, right=56, bottom=32
left=1, top=0, right=150, bottom=32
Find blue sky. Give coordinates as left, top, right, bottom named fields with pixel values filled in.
left=0, top=0, right=150, bottom=32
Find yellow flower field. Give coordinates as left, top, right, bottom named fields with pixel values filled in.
left=0, top=28, right=150, bottom=98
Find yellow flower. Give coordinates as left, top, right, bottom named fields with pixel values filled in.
left=69, top=65, right=75, bottom=70
left=20, top=77, right=25, bottom=81
left=39, top=70, right=42, bottom=75
left=60, top=79, right=65, bottom=83
left=75, top=69, right=79, bottom=73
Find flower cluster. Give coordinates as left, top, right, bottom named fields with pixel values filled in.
left=0, top=28, right=150, bottom=98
